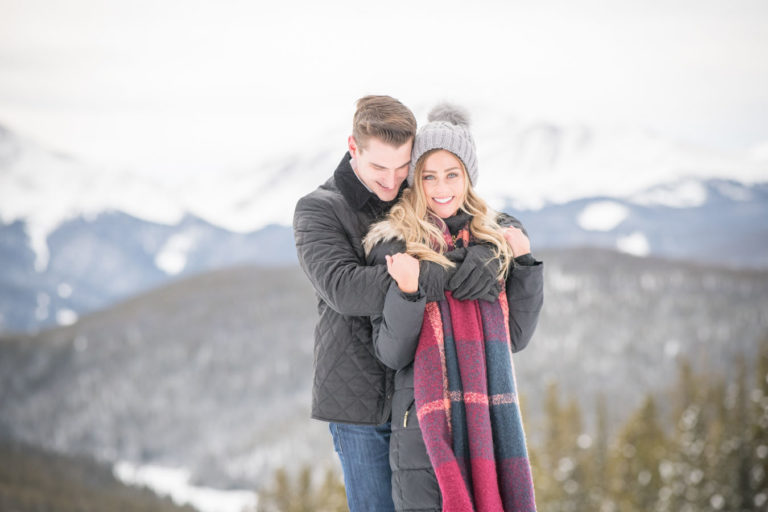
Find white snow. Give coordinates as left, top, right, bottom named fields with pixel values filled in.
left=155, top=232, right=197, bottom=275
left=74, top=335, right=88, bottom=351
left=57, top=282, right=73, bottom=298
left=576, top=434, right=593, bottom=449
left=616, top=231, right=650, bottom=256
left=577, top=201, right=629, bottom=231
left=629, top=178, right=708, bottom=208
left=547, top=266, right=580, bottom=292
left=56, top=308, right=78, bottom=326
left=664, top=339, right=681, bottom=359
left=715, top=181, right=752, bottom=202
left=114, top=461, right=257, bottom=512
left=34, top=292, right=50, bottom=321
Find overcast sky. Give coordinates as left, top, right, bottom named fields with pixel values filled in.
left=1, top=0, right=767, bottom=183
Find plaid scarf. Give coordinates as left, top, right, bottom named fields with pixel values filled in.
left=413, top=220, right=536, bottom=511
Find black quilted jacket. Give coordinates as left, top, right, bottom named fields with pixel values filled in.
left=293, top=153, right=449, bottom=424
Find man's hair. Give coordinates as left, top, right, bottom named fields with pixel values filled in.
left=352, top=95, right=417, bottom=150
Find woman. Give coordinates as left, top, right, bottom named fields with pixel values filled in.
left=364, top=104, right=544, bottom=512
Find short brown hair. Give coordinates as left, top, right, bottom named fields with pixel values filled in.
left=352, top=95, right=417, bottom=150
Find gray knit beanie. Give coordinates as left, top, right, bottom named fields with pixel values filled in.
left=408, top=103, right=478, bottom=187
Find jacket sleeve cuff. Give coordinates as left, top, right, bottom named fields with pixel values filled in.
left=399, top=288, right=425, bottom=302
left=514, top=253, right=538, bottom=266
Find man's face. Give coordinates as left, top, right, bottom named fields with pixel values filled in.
left=349, top=136, right=412, bottom=202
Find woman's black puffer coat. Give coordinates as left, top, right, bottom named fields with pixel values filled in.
left=367, top=229, right=544, bottom=512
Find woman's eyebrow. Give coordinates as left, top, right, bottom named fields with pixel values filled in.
left=424, top=167, right=460, bottom=173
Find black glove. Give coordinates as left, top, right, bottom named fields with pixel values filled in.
left=419, top=260, right=455, bottom=302
left=496, top=212, right=528, bottom=236
left=448, top=244, right=503, bottom=302
left=445, top=247, right=467, bottom=264
left=366, top=239, right=405, bottom=265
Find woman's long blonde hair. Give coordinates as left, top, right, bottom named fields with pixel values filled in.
left=364, top=149, right=513, bottom=280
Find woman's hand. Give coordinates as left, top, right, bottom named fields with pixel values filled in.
left=502, top=227, right=531, bottom=257
left=385, top=252, right=420, bottom=293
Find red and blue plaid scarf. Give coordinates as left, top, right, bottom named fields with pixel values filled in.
left=414, top=220, right=536, bottom=511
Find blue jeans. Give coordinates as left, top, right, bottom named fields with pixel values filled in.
left=329, top=422, right=394, bottom=512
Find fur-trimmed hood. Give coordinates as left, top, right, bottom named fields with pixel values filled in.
left=363, top=218, right=404, bottom=256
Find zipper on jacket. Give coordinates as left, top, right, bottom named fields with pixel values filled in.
left=403, top=399, right=415, bottom=428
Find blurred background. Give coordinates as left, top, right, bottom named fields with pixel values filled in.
left=1, top=0, right=767, bottom=511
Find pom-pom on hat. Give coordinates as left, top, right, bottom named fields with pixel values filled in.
left=408, top=103, right=478, bottom=186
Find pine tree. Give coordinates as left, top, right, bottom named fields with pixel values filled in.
left=531, top=381, right=594, bottom=511
left=610, top=395, right=666, bottom=512
left=590, top=393, right=614, bottom=511
left=718, top=356, right=754, bottom=511
left=749, top=332, right=768, bottom=510
left=316, top=467, right=349, bottom=512
left=562, top=397, right=592, bottom=511
left=256, top=465, right=348, bottom=512
left=532, top=381, right=566, bottom=510
left=706, top=371, right=735, bottom=511
left=665, top=360, right=710, bottom=512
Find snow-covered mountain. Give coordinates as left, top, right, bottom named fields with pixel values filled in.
left=1, top=118, right=767, bottom=333
left=507, top=179, right=768, bottom=267
left=469, top=110, right=768, bottom=210
left=2, top=116, right=766, bottom=271
left=0, top=123, right=339, bottom=273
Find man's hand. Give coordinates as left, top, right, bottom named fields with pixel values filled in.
left=502, top=226, right=531, bottom=257
left=386, top=253, right=420, bottom=293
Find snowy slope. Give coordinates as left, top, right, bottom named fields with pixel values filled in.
left=2, top=114, right=767, bottom=272
left=0, top=125, right=184, bottom=271
left=469, top=109, right=768, bottom=210
left=0, top=123, right=345, bottom=273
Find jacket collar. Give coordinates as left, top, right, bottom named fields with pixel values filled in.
left=443, top=211, right=473, bottom=235
left=333, top=152, right=405, bottom=214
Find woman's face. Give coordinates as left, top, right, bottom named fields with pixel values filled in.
left=419, top=149, right=466, bottom=219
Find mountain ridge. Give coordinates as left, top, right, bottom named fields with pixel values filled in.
left=2, top=117, right=766, bottom=263
left=2, top=176, right=767, bottom=333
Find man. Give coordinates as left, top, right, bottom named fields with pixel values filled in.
left=293, top=96, right=505, bottom=511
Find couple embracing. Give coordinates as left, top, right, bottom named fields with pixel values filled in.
left=293, top=95, right=543, bottom=512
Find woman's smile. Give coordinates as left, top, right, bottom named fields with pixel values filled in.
left=420, top=150, right=467, bottom=218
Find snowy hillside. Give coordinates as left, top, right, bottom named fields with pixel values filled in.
left=467, top=108, right=768, bottom=209
left=0, top=125, right=185, bottom=272
left=1, top=250, right=766, bottom=492
left=2, top=116, right=766, bottom=273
